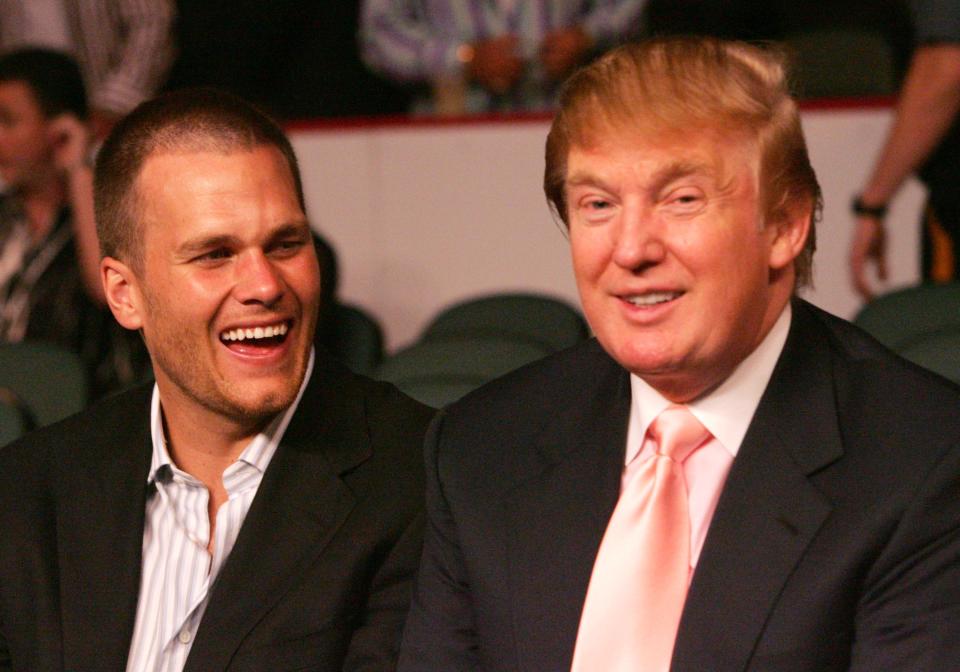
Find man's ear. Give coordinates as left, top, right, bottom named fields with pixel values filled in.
left=768, top=198, right=813, bottom=271
left=101, top=256, right=144, bottom=330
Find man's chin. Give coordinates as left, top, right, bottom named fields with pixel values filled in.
left=203, top=378, right=304, bottom=430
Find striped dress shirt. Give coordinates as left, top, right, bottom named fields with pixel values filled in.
left=124, top=352, right=314, bottom=672
left=360, top=0, right=647, bottom=113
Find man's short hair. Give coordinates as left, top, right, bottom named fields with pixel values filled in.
left=544, top=37, right=821, bottom=287
left=0, top=48, right=87, bottom=120
left=94, top=87, right=305, bottom=271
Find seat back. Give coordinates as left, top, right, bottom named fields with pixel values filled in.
left=0, top=341, right=88, bottom=427
left=853, top=283, right=960, bottom=381
left=376, top=335, right=552, bottom=406
left=422, top=293, right=589, bottom=352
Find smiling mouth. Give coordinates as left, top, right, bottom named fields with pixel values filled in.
left=623, top=291, right=683, bottom=307
left=220, top=321, right=290, bottom=346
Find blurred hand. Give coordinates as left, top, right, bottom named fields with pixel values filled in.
left=467, top=35, right=523, bottom=95
left=850, top=215, right=888, bottom=300
left=48, top=114, right=92, bottom=175
left=541, top=26, right=592, bottom=80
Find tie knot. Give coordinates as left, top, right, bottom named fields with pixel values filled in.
left=649, top=405, right=710, bottom=463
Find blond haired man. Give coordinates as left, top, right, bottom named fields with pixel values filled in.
left=399, top=38, right=960, bottom=671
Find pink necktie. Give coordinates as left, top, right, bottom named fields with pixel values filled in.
left=571, top=405, right=711, bottom=672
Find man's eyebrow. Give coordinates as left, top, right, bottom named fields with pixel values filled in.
left=565, top=171, right=615, bottom=192
left=268, top=221, right=313, bottom=240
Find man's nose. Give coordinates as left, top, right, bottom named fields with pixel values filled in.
left=235, top=250, right=284, bottom=305
left=611, top=205, right=666, bottom=270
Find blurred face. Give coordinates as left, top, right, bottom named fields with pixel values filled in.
left=124, top=145, right=320, bottom=428
left=565, top=129, right=801, bottom=401
left=0, top=80, right=53, bottom=190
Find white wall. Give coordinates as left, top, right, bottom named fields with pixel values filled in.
left=291, top=107, right=924, bottom=351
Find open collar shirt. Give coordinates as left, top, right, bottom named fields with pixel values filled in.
left=125, top=350, right=314, bottom=672
left=624, top=305, right=791, bottom=569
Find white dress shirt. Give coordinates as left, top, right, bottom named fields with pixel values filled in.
left=624, top=305, right=792, bottom=568
left=125, top=351, right=314, bottom=672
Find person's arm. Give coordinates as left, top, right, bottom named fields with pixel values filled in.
left=397, top=412, right=479, bottom=671
left=87, top=0, right=175, bottom=126
left=847, top=438, right=960, bottom=669
left=48, top=115, right=105, bottom=305
left=850, top=43, right=960, bottom=299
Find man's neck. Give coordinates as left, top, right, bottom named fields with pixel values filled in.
left=159, top=393, right=273, bottom=491
left=17, top=175, right=65, bottom=242
left=158, top=393, right=279, bottom=556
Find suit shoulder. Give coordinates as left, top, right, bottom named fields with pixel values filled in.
left=358, top=372, right=435, bottom=427
left=425, top=340, right=627, bottom=478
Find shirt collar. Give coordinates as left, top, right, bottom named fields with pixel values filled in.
left=148, top=348, right=315, bottom=484
left=625, top=304, right=792, bottom=465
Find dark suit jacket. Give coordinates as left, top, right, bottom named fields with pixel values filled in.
left=0, top=351, right=433, bottom=671
left=399, top=300, right=960, bottom=671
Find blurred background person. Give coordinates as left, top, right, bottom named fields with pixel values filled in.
left=850, top=0, right=960, bottom=298
left=0, top=48, right=146, bottom=397
left=359, top=0, right=646, bottom=115
left=0, top=0, right=175, bottom=138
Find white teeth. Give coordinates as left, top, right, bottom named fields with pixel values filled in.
left=625, top=291, right=681, bottom=306
left=221, top=322, right=288, bottom=342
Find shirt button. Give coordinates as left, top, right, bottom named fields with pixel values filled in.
left=178, top=629, right=192, bottom=645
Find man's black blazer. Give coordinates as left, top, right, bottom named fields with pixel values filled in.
left=399, top=299, right=960, bottom=671
left=0, top=351, right=433, bottom=671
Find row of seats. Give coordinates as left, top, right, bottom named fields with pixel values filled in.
left=0, top=342, right=88, bottom=446
left=374, top=293, right=590, bottom=407
left=1, top=285, right=957, bottom=445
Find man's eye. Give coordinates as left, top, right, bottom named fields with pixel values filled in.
left=196, top=248, right=231, bottom=262
left=587, top=199, right=611, bottom=210
left=270, top=239, right=307, bottom=256
left=665, top=190, right=705, bottom=211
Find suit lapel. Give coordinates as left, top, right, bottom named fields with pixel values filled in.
left=673, top=301, right=843, bottom=671
left=504, top=345, right=631, bottom=671
left=57, top=386, right=153, bottom=671
left=184, top=360, right=370, bottom=671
